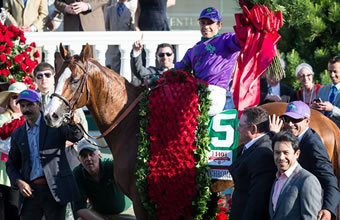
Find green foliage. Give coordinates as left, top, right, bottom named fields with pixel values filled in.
left=276, top=0, right=340, bottom=88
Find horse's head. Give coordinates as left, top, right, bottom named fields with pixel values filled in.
left=44, top=43, right=91, bottom=127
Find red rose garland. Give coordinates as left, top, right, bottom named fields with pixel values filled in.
left=136, top=70, right=213, bottom=220
left=0, top=116, right=25, bottom=140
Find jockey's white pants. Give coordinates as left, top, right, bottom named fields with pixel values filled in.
left=207, top=85, right=227, bottom=116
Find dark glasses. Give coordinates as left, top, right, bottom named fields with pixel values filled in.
left=282, top=116, right=305, bottom=124
left=158, top=52, right=173, bottom=57
left=11, top=95, right=18, bottom=99
left=36, top=72, right=52, bottom=79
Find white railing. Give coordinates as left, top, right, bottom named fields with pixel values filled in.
left=24, top=31, right=202, bottom=82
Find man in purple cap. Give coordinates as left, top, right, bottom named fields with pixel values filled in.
left=175, top=7, right=240, bottom=116
left=6, top=89, right=83, bottom=220
left=270, top=101, right=340, bottom=220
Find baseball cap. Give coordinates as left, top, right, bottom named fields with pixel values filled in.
left=199, top=7, right=222, bottom=23
left=77, top=140, right=99, bottom=156
left=17, top=89, right=40, bottom=104
left=282, top=101, right=311, bottom=119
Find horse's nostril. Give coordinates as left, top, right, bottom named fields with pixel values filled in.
left=52, top=113, right=59, bottom=120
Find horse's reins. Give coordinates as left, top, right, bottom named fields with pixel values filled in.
left=51, top=59, right=143, bottom=146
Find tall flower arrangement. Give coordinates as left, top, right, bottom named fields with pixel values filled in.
left=0, top=22, right=39, bottom=89
left=136, top=70, right=214, bottom=219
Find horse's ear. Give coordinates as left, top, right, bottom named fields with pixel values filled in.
left=80, top=43, right=91, bottom=63
left=59, top=43, right=68, bottom=60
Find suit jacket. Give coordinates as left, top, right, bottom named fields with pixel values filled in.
left=299, top=128, right=340, bottom=216
left=317, top=84, right=340, bottom=127
left=6, top=114, right=83, bottom=213
left=4, top=0, right=48, bottom=31
left=104, top=2, right=134, bottom=31
left=229, top=133, right=277, bottom=220
left=260, top=78, right=297, bottom=105
left=55, top=0, right=108, bottom=31
left=130, top=53, right=165, bottom=81
left=269, top=164, right=322, bottom=220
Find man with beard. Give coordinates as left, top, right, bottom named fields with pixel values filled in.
left=6, top=89, right=83, bottom=220
left=270, top=101, right=340, bottom=220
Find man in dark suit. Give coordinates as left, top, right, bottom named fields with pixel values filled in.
left=229, top=107, right=277, bottom=220
left=131, top=40, right=175, bottom=84
left=6, top=89, right=83, bottom=220
left=312, top=56, right=340, bottom=128
left=272, top=101, right=340, bottom=220
left=269, top=131, right=322, bottom=220
left=260, top=71, right=296, bottom=105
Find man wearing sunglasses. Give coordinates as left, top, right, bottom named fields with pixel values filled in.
left=270, top=101, right=340, bottom=220
left=131, top=41, right=175, bottom=84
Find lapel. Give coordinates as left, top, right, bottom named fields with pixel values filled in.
left=298, top=128, right=311, bottom=152
left=16, top=124, right=30, bottom=158
left=232, top=135, right=266, bottom=169
left=39, top=114, right=47, bottom=151
left=272, top=164, right=303, bottom=217
left=15, top=0, right=25, bottom=8
left=320, top=84, right=332, bottom=101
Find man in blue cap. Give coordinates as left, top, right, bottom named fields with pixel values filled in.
left=6, top=89, right=83, bottom=220
left=271, top=101, right=340, bottom=220
left=175, top=7, right=240, bottom=115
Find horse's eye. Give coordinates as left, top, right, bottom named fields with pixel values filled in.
left=71, top=77, right=80, bottom=84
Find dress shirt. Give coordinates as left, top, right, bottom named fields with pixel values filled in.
left=298, top=127, right=309, bottom=142
left=117, top=3, right=126, bottom=16
left=26, top=114, right=44, bottom=180
left=243, top=133, right=266, bottom=151
left=272, top=161, right=299, bottom=210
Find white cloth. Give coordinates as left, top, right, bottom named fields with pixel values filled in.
left=207, top=85, right=227, bottom=116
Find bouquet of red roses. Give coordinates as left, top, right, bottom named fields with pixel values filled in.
left=0, top=21, right=39, bottom=88
left=0, top=115, right=25, bottom=140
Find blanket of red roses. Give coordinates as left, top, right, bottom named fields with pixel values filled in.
left=0, top=116, right=25, bottom=140
left=136, top=70, right=214, bottom=219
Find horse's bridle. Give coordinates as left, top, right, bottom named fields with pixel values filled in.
left=51, top=59, right=90, bottom=123
left=51, top=58, right=143, bottom=141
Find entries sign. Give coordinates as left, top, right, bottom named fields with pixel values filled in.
left=207, top=109, right=238, bottom=180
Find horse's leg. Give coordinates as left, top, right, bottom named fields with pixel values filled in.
left=130, top=185, right=152, bottom=220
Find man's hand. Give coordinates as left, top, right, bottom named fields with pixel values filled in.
left=17, top=179, right=33, bottom=197
left=317, top=209, right=331, bottom=220
left=19, top=26, right=32, bottom=32
left=312, top=101, right=333, bottom=112
left=45, top=18, right=55, bottom=31
left=265, top=94, right=282, bottom=102
left=133, top=40, right=143, bottom=54
left=71, top=2, right=90, bottom=14
left=65, top=5, right=76, bottom=14
left=269, top=114, right=283, bottom=133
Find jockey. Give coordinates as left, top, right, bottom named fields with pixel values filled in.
left=175, top=7, right=240, bottom=116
